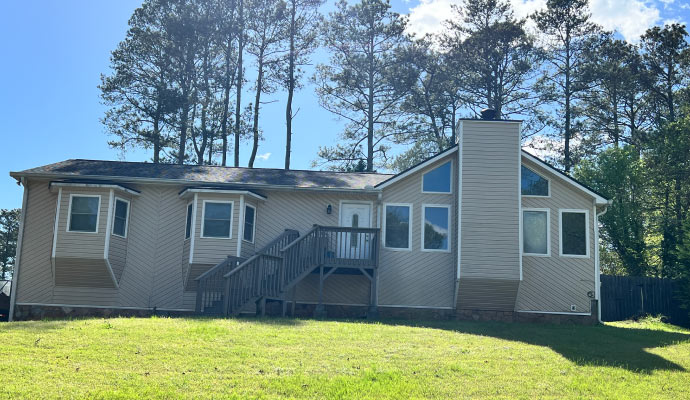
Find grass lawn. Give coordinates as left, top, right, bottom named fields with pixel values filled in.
left=1, top=317, right=689, bottom=399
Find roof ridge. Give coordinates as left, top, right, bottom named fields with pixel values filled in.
left=68, top=158, right=394, bottom=176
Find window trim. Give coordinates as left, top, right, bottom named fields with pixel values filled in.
left=111, top=197, right=130, bottom=238
left=382, top=203, right=413, bottom=251
left=421, top=204, right=452, bottom=253
left=66, top=194, right=101, bottom=234
left=521, top=208, right=550, bottom=257
left=521, top=165, right=551, bottom=198
left=200, top=200, right=234, bottom=239
left=185, top=202, right=193, bottom=240
left=421, top=160, right=453, bottom=194
left=559, top=209, right=590, bottom=258
left=243, top=203, right=256, bottom=244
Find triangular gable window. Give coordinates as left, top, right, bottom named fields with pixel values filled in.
left=521, top=166, right=549, bottom=196
left=422, top=161, right=452, bottom=193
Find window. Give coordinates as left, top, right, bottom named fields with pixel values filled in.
left=68, top=195, right=100, bottom=233
left=422, top=205, right=450, bottom=252
left=201, top=201, right=233, bottom=238
left=523, top=209, right=549, bottom=256
left=384, top=204, right=411, bottom=250
left=243, top=204, right=256, bottom=243
left=422, top=161, right=452, bottom=193
left=112, top=198, right=130, bottom=237
left=521, top=166, right=549, bottom=196
left=185, top=203, right=193, bottom=239
left=560, top=210, right=589, bottom=257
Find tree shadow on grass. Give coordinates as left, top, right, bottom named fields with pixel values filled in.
left=371, top=319, right=690, bottom=373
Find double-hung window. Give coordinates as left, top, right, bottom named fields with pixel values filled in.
left=243, top=204, right=256, bottom=243
left=560, top=210, right=589, bottom=257
left=68, top=195, right=100, bottom=233
left=201, top=201, right=233, bottom=238
left=112, top=198, right=130, bottom=237
left=185, top=203, right=193, bottom=239
left=422, top=205, right=450, bottom=252
left=383, top=204, right=412, bottom=250
left=522, top=209, right=549, bottom=256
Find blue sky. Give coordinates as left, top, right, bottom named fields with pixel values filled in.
left=1, top=0, right=687, bottom=209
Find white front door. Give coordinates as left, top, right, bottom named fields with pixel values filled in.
left=338, top=202, right=372, bottom=259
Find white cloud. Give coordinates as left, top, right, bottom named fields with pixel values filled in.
left=589, top=0, right=660, bottom=42
left=256, top=152, right=271, bottom=161
left=405, top=0, right=661, bottom=43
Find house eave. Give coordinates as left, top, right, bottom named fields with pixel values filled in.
left=11, top=172, right=383, bottom=194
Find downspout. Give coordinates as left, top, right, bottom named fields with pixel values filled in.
left=9, top=178, right=29, bottom=321
left=237, top=195, right=245, bottom=258
left=376, top=192, right=382, bottom=306
left=593, top=200, right=611, bottom=323
left=453, top=121, right=463, bottom=310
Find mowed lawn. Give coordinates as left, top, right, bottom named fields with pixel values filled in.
left=1, top=317, right=689, bottom=399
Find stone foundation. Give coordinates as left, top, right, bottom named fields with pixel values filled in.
left=13, top=299, right=600, bottom=326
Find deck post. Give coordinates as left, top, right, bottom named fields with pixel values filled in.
left=367, top=232, right=380, bottom=319
left=314, top=265, right=327, bottom=318
left=291, top=286, right=297, bottom=316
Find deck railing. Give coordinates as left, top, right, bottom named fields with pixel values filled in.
left=221, top=229, right=300, bottom=315
left=201, top=226, right=380, bottom=316
left=196, top=229, right=299, bottom=314
left=194, top=256, right=246, bottom=313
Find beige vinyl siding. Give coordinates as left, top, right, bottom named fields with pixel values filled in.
left=457, top=278, right=520, bottom=310
left=15, top=180, right=56, bottom=303
left=294, top=274, right=370, bottom=305
left=460, top=120, right=521, bottom=281
left=54, top=258, right=114, bottom=288
left=181, top=238, right=191, bottom=285
left=148, top=186, right=188, bottom=309
left=53, top=286, right=119, bottom=306
left=254, top=191, right=377, bottom=247
left=517, top=157, right=597, bottom=313
left=54, top=188, right=110, bottom=259
left=192, top=194, right=239, bottom=265
left=378, top=154, right=457, bottom=308
left=109, top=235, right=127, bottom=282
left=185, top=263, right=214, bottom=292
left=114, top=184, right=160, bottom=308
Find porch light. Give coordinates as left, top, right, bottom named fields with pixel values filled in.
left=326, top=204, right=332, bottom=214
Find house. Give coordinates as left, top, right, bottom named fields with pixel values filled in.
left=7, top=117, right=610, bottom=323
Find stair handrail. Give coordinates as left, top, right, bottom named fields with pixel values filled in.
left=223, top=229, right=299, bottom=279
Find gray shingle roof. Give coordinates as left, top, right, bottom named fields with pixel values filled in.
left=11, top=159, right=393, bottom=191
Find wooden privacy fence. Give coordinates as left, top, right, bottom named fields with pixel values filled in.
left=600, top=275, right=688, bottom=326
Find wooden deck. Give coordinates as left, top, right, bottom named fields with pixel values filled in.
left=195, top=226, right=380, bottom=316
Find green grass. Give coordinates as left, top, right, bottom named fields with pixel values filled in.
left=1, top=316, right=689, bottom=399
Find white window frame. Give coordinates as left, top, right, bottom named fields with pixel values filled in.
left=66, top=194, right=101, bottom=234
left=111, top=197, right=130, bottom=238
left=421, top=160, right=453, bottom=194
left=382, top=203, right=413, bottom=251
left=200, top=200, right=234, bottom=239
left=185, top=202, right=193, bottom=240
left=421, top=204, right=452, bottom=253
left=521, top=208, right=550, bottom=257
left=559, top=209, right=590, bottom=258
left=243, top=204, right=256, bottom=244
left=521, top=165, right=551, bottom=198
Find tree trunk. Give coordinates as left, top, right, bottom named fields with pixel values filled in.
left=248, top=58, right=264, bottom=168
left=285, top=0, right=296, bottom=170
left=366, top=24, right=375, bottom=172
left=153, top=117, right=161, bottom=163
left=234, top=0, right=244, bottom=167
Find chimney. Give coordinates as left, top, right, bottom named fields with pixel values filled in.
left=480, top=108, right=497, bottom=120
